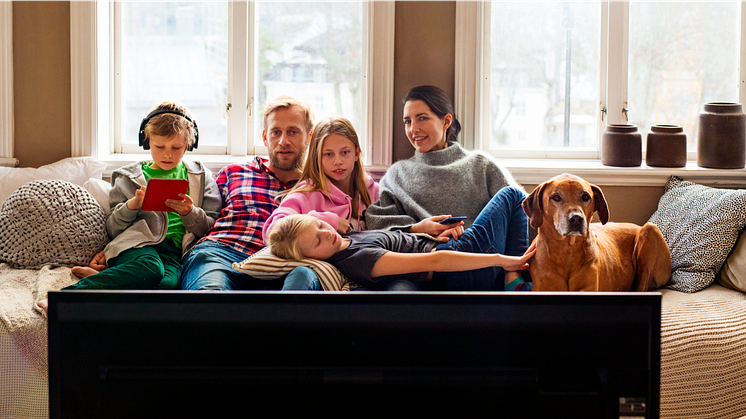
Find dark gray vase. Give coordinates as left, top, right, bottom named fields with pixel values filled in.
left=602, top=124, right=642, bottom=167
left=697, top=102, right=746, bottom=169
left=646, top=124, right=687, bottom=167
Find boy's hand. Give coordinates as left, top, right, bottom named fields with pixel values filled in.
left=410, top=215, right=464, bottom=237
left=127, top=185, right=147, bottom=210
left=166, top=193, right=194, bottom=216
left=336, top=217, right=352, bottom=234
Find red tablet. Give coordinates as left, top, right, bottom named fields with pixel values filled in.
left=141, top=178, right=189, bottom=212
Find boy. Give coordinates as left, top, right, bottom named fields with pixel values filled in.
left=38, top=101, right=221, bottom=311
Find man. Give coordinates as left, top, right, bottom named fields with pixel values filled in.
left=179, top=95, right=317, bottom=290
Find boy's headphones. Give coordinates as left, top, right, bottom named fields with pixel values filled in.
left=138, top=108, right=199, bottom=151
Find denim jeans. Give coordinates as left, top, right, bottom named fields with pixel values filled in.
left=281, top=266, right=323, bottom=291
left=434, top=186, right=529, bottom=291
left=179, top=240, right=318, bottom=291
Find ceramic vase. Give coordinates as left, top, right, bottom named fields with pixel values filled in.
left=646, top=124, right=687, bottom=167
left=602, top=124, right=642, bottom=167
left=697, top=102, right=746, bottom=169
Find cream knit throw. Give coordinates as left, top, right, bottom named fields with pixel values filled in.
left=0, top=263, right=79, bottom=377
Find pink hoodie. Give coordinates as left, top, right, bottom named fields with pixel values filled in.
left=262, top=174, right=380, bottom=243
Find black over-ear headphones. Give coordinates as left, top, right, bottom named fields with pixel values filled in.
left=138, top=108, right=199, bottom=151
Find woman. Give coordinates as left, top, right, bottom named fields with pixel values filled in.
left=365, top=85, right=529, bottom=291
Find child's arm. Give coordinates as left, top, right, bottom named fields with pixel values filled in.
left=106, top=177, right=145, bottom=239
left=370, top=241, right=536, bottom=279
left=178, top=167, right=221, bottom=238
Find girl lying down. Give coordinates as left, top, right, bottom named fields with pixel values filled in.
left=268, top=186, right=536, bottom=291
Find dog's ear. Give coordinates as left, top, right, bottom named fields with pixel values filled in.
left=591, top=183, right=609, bottom=224
left=522, top=183, right=545, bottom=229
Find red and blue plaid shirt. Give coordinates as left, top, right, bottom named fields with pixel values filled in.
left=198, top=156, right=297, bottom=256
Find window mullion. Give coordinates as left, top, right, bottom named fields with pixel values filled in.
left=597, top=1, right=608, bottom=156
left=605, top=0, right=629, bottom=126
left=229, top=1, right=249, bottom=156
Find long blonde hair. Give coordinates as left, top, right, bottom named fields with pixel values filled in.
left=267, top=214, right=317, bottom=260
left=282, top=117, right=372, bottom=220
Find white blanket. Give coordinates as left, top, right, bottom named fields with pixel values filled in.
left=0, top=263, right=78, bottom=377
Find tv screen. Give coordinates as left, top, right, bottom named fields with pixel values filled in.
left=48, top=291, right=660, bottom=418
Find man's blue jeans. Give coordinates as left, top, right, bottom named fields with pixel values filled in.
left=434, top=186, right=529, bottom=291
left=179, top=240, right=319, bottom=291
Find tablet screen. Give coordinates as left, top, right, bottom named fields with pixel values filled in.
left=141, top=178, right=189, bottom=212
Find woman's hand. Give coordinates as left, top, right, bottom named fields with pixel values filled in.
left=127, top=185, right=147, bottom=210
left=410, top=215, right=464, bottom=237
left=499, top=240, right=537, bottom=271
left=337, top=217, right=352, bottom=234
left=436, top=224, right=464, bottom=242
left=166, top=193, right=194, bottom=216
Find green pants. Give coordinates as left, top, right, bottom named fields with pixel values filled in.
left=65, top=241, right=182, bottom=290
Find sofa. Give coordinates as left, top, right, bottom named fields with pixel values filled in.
left=1, top=157, right=746, bottom=418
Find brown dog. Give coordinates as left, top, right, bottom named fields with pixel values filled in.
left=522, top=173, right=671, bottom=291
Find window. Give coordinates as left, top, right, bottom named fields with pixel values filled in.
left=71, top=1, right=394, bottom=168
left=627, top=1, right=740, bottom=151
left=463, top=1, right=746, bottom=160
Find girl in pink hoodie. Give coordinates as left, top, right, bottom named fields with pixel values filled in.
left=263, top=116, right=379, bottom=243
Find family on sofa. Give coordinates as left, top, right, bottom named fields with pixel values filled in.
left=38, top=84, right=536, bottom=309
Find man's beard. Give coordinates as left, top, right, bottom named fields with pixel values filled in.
left=269, top=142, right=308, bottom=172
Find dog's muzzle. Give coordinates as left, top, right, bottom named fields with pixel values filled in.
left=556, top=211, right=587, bottom=236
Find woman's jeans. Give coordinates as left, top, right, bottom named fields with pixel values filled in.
left=434, top=186, right=529, bottom=291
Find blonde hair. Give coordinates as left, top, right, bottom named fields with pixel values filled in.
left=282, top=117, right=372, bottom=220
left=263, top=95, right=315, bottom=134
left=143, top=101, right=197, bottom=149
left=267, top=214, right=318, bottom=260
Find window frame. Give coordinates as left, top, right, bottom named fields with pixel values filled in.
left=71, top=0, right=394, bottom=176
left=0, top=1, right=16, bottom=166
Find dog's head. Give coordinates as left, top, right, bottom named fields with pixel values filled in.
left=522, top=173, right=609, bottom=237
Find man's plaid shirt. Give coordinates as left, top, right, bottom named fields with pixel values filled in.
left=198, top=156, right=297, bottom=256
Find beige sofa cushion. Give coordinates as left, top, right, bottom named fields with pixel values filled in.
left=717, top=229, right=746, bottom=292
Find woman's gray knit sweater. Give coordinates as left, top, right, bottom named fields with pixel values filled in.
left=365, top=142, right=522, bottom=231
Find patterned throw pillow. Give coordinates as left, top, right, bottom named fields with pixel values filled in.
left=648, top=176, right=746, bottom=292
left=233, top=247, right=351, bottom=291
left=0, top=179, right=109, bottom=269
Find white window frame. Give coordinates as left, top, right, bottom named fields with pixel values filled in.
left=456, top=0, right=746, bottom=187
left=71, top=1, right=394, bottom=176
left=0, top=2, right=18, bottom=167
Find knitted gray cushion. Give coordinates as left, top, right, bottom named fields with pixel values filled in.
left=0, top=179, right=108, bottom=269
left=648, top=176, right=746, bottom=293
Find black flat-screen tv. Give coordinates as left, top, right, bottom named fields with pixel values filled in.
left=48, top=291, right=660, bottom=418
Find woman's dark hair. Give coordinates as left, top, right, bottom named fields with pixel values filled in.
left=402, top=85, right=462, bottom=144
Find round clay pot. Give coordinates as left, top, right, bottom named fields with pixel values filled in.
left=697, top=102, right=746, bottom=169
left=646, top=124, right=687, bottom=167
left=602, top=124, right=642, bottom=167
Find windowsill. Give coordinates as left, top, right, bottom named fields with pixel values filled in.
left=99, top=154, right=746, bottom=188
left=500, top=159, right=746, bottom=188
